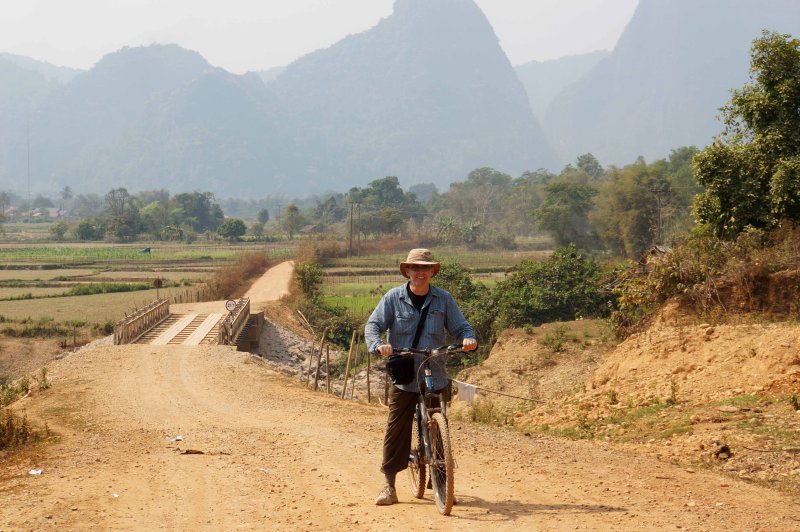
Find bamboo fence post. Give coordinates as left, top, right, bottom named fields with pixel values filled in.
left=349, top=336, right=360, bottom=400
left=366, top=339, right=371, bottom=404
left=307, top=327, right=328, bottom=386
left=341, top=330, right=357, bottom=399
left=313, top=336, right=325, bottom=391
left=325, top=344, right=330, bottom=394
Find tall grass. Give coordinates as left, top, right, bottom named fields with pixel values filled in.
left=206, top=252, right=274, bottom=299
left=67, top=282, right=153, bottom=296
left=1, top=409, right=45, bottom=450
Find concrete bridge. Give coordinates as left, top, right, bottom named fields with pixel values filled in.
left=113, top=297, right=263, bottom=350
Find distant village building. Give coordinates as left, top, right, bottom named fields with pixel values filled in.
left=638, top=245, right=672, bottom=272
left=299, top=224, right=322, bottom=235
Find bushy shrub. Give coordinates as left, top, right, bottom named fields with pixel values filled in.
left=494, top=244, right=610, bottom=329
left=1, top=409, right=43, bottom=449
left=294, top=237, right=347, bottom=264
left=295, top=261, right=323, bottom=299
left=436, top=262, right=496, bottom=356
left=611, top=222, right=800, bottom=336
left=68, top=282, right=152, bottom=296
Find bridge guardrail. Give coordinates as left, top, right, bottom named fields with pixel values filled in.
left=217, top=298, right=250, bottom=346
left=113, top=299, right=169, bottom=345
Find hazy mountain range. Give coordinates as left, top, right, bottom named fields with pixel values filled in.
left=1, top=0, right=799, bottom=198
left=544, top=0, right=800, bottom=165
left=514, top=50, right=609, bottom=122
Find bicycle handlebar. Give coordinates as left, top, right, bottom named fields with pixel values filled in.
left=385, top=344, right=469, bottom=357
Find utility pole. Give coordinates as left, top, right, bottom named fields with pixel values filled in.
left=27, top=121, right=31, bottom=224
left=348, top=202, right=354, bottom=257
left=356, top=203, right=361, bottom=256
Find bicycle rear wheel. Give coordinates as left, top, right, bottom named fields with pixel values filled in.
left=428, top=412, right=454, bottom=515
left=408, top=415, right=426, bottom=499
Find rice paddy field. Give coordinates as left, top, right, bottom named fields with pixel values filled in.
left=0, top=242, right=294, bottom=325
left=321, top=247, right=550, bottom=322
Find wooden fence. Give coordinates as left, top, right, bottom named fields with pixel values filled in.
left=113, top=298, right=169, bottom=345
left=217, top=298, right=251, bottom=345
left=169, top=287, right=209, bottom=304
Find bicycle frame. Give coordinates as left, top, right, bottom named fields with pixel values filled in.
left=414, top=351, right=446, bottom=466
left=391, top=344, right=463, bottom=515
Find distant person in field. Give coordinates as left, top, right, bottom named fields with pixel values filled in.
left=365, top=248, right=477, bottom=506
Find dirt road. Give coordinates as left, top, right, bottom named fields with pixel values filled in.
left=2, top=261, right=799, bottom=530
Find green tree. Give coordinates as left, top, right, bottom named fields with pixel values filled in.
left=459, top=220, right=482, bottom=245
left=501, top=171, right=549, bottom=237
left=49, top=221, right=68, bottom=241
left=591, top=159, right=680, bottom=258
left=257, top=208, right=270, bottom=224
left=73, top=220, right=102, bottom=240
left=534, top=180, right=598, bottom=248
left=435, top=215, right=458, bottom=242
left=250, top=221, right=265, bottom=240
left=357, top=206, right=406, bottom=238
left=311, top=196, right=346, bottom=230
left=447, top=168, right=513, bottom=226
left=694, top=31, right=800, bottom=238
left=576, top=153, right=604, bottom=179
left=0, top=191, right=7, bottom=232
left=172, top=192, right=224, bottom=232
left=283, top=204, right=302, bottom=240
left=217, top=218, right=246, bottom=241
left=59, top=186, right=73, bottom=212
left=349, top=176, right=426, bottom=231
left=103, top=188, right=140, bottom=242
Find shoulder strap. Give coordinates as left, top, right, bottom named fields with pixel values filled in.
left=411, top=304, right=430, bottom=349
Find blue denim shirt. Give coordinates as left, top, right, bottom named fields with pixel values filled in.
left=365, top=283, right=475, bottom=393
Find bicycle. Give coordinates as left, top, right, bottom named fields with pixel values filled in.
left=389, top=344, right=466, bottom=516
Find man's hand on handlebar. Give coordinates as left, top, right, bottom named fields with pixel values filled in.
left=377, top=344, right=393, bottom=357
left=462, top=338, right=478, bottom=352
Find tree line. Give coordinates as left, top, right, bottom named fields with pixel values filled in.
left=4, top=32, right=797, bottom=262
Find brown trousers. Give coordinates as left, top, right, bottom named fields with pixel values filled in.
left=381, top=383, right=450, bottom=475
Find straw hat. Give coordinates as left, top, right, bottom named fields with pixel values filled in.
left=400, top=248, right=440, bottom=278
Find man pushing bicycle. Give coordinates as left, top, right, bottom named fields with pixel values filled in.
left=365, top=248, right=477, bottom=506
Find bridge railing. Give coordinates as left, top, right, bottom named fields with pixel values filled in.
left=217, top=298, right=250, bottom=346
left=113, top=299, right=170, bottom=345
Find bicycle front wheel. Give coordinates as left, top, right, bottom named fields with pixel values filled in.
left=408, top=416, right=426, bottom=499
left=428, top=412, right=455, bottom=515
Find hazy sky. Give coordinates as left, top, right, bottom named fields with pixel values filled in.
left=0, top=0, right=639, bottom=73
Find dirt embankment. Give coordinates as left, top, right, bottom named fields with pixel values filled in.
left=2, top=263, right=800, bottom=529
left=457, top=309, right=800, bottom=497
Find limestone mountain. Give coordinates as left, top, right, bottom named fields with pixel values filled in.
left=24, top=45, right=218, bottom=192
left=544, top=0, right=800, bottom=166
left=515, top=51, right=609, bottom=121
left=4, top=0, right=557, bottom=197
left=264, top=0, right=557, bottom=192
left=0, top=57, right=57, bottom=186
left=0, top=53, right=83, bottom=84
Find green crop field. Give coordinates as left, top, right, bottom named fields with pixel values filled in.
left=0, top=241, right=295, bottom=328
left=0, top=287, right=73, bottom=299
left=324, top=247, right=550, bottom=271
left=0, top=286, right=188, bottom=323
left=319, top=248, right=532, bottom=323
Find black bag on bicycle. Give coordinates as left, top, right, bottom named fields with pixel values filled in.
left=386, top=354, right=415, bottom=385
